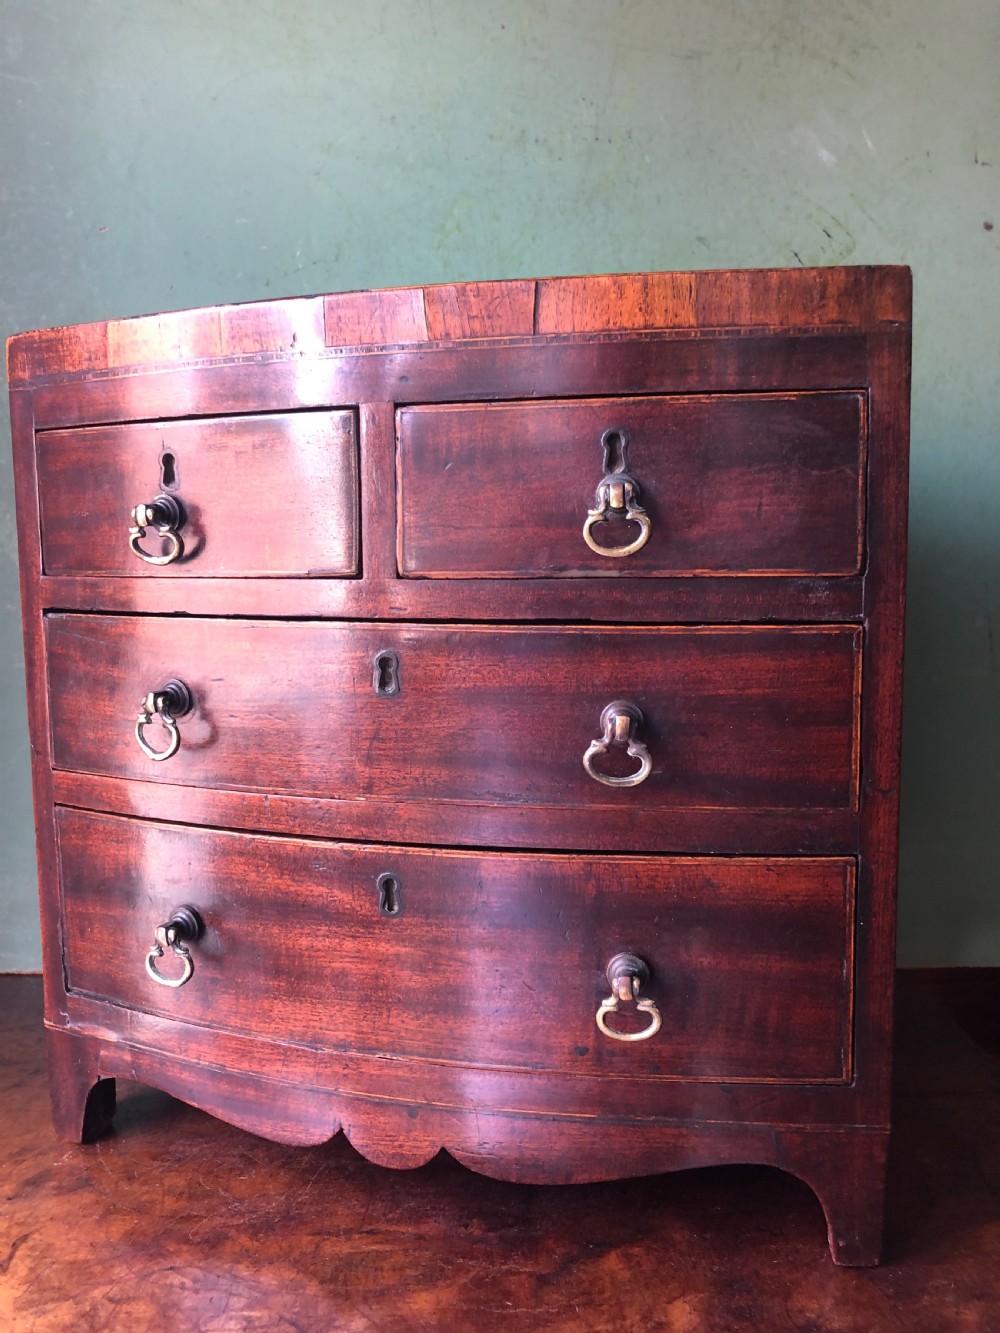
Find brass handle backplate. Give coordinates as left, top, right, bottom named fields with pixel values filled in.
left=129, top=493, right=185, bottom=565
left=135, top=679, right=193, bottom=762
left=583, top=700, right=653, bottom=788
left=596, top=952, right=662, bottom=1042
left=583, top=427, right=651, bottom=558
left=145, top=905, right=204, bottom=988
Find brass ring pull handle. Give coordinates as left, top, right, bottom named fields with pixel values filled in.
left=129, top=494, right=185, bottom=565
left=583, top=700, right=653, bottom=788
left=583, top=487, right=651, bottom=558
left=145, top=906, right=204, bottom=988
left=134, top=679, right=193, bottom=763
left=582, top=427, right=651, bottom=558
left=596, top=952, right=662, bottom=1042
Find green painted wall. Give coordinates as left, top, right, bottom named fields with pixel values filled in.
left=1, top=1, right=997, bottom=969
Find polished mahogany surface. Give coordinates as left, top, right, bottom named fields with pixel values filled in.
left=3, top=974, right=997, bottom=1330
left=46, top=617, right=861, bottom=818
left=8, top=266, right=911, bottom=1266
left=58, top=808, right=856, bottom=1084
left=37, top=411, right=358, bottom=577
left=397, top=392, right=866, bottom=577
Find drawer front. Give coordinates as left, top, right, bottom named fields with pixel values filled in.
left=47, top=616, right=861, bottom=814
left=397, top=393, right=865, bottom=577
left=37, top=411, right=358, bottom=577
left=58, top=808, right=855, bottom=1083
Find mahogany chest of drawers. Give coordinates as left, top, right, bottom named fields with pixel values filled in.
left=8, top=267, right=910, bottom=1266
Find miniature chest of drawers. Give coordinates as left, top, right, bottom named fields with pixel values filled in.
left=8, top=267, right=910, bottom=1266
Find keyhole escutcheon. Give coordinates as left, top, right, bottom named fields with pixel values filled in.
left=600, top=427, right=630, bottom=475
left=376, top=872, right=403, bottom=917
left=373, top=649, right=400, bottom=697
left=159, top=450, right=177, bottom=489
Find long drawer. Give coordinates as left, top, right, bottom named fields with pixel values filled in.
left=57, top=808, right=856, bottom=1084
left=46, top=616, right=861, bottom=813
left=37, top=411, right=359, bottom=577
left=397, top=392, right=866, bottom=577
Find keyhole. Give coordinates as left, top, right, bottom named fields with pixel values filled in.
left=159, top=451, right=177, bottom=489
left=376, top=873, right=402, bottom=917
left=373, top=649, right=400, bottom=697
left=601, top=427, right=630, bottom=475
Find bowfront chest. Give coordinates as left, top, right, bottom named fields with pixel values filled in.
left=8, top=267, right=910, bottom=1265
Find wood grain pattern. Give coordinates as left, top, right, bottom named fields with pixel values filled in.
left=8, top=387, right=68, bottom=1031
left=7, top=266, right=911, bottom=1267
left=852, top=330, right=911, bottom=1114
left=45, top=616, right=862, bottom=818
left=51, top=768, right=860, bottom=855
left=7, top=975, right=998, bottom=1320
left=25, top=333, right=873, bottom=427
left=398, top=392, right=866, bottom=577
left=535, top=271, right=697, bottom=334
left=58, top=981, right=871, bottom=1128
left=40, top=1006, right=888, bottom=1267
left=37, top=571, right=866, bottom=623
left=57, top=808, right=855, bottom=1084
left=422, top=280, right=535, bottom=340
left=219, top=297, right=326, bottom=357
left=536, top=266, right=910, bottom=337
left=6, top=296, right=326, bottom=383
left=37, top=411, right=358, bottom=577
left=324, top=286, right=428, bottom=346
left=7, top=267, right=910, bottom=385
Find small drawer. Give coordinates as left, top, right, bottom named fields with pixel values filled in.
left=37, top=411, right=358, bottom=577
left=46, top=616, right=861, bottom=818
left=57, top=808, right=855, bottom=1084
left=397, top=392, right=865, bottom=577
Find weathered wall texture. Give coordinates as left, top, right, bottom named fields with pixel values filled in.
left=1, top=1, right=997, bottom=967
